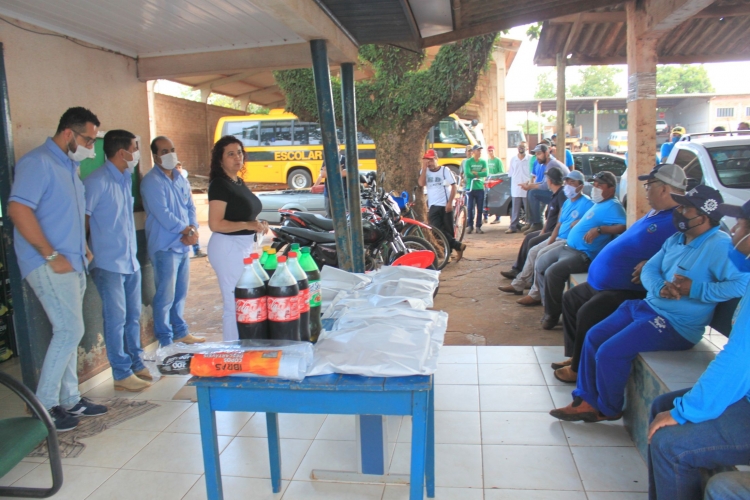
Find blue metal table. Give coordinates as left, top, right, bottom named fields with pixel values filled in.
left=187, top=374, right=435, bottom=500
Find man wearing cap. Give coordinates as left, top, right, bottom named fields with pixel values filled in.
left=551, top=164, right=686, bottom=383
left=501, top=169, right=591, bottom=303
left=646, top=199, right=750, bottom=500
left=464, top=145, right=488, bottom=234
left=659, top=126, right=685, bottom=163
left=503, top=142, right=530, bottom=230
left=536, top=171, right=626, bottom=329
left=485, top=145, right=504, bottom=224
left=550, top=185, right=749, bottom=424
left=522, top=143, right=569, bottom=234
left=419, top=149, right=467, bottom=261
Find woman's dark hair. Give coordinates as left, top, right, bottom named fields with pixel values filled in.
left=210, top=135, right=245, bottom=182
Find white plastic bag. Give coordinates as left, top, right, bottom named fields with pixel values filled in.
left=322, top=291, right=426, bottom=321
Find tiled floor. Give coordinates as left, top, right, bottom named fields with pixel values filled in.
left=0, top=346, right=648, bottom=499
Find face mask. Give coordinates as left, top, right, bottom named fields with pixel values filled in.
left=67, top=141, right=96, bottom=162
left=123, top=150, right=140, bottom=171
left=729, top=234, right=750, bottom=273
left=672, top=210, right=702, bottom=233
left=159, top=152, right=179, bottom=170
left=563, top=185, right=579, bottom=199
left=591, top=187, right=604, bottom=203
left=180, top=169, right=188, bottom=179
left=672, top=136, right=680, bottom=144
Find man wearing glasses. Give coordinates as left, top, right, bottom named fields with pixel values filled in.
left=8, top=107, right=108, bottom=432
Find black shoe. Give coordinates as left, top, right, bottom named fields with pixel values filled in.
left=476, top=228, right=484, bottom=234
left=49, top=406, right=79, bottom=432
left=523, top=223, right=544, bottom=235
left=500, top=269, right=519, bottom=280
left=67, top=397, right=108, bottom=417
left=541, top=314, right=559, bottom=330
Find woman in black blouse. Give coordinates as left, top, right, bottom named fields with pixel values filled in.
left=207, top=135, right=268, bottom=341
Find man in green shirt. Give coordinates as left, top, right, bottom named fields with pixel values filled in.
left=485, top=145, right=504, bottom=224
left=464, top=144, right=487, bottom=234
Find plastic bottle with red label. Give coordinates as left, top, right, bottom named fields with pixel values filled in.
left=266, top=256, right=300, bottom=341
left=235, top=257, right=268, bottom=340
left=285, top=251, right=310, bottom=342
left=250, top=252, right=270, bottom=286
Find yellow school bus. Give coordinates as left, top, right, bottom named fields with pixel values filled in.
left=215, top=109, right=477, bottom=189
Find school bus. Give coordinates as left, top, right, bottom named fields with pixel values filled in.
left=215, top=109, right=478, bottom=189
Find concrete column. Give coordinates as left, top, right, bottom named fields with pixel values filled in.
left=495, top=50, right=508, bottom=167
left=625, top=1, right=658, bottom=224
left=555, top=53, right=567, bottom=164
left=147, top=80, right=157, bottom=147
left=537, top=102, right=542, bottom=143
left=593, top=100, right=599, bottom=152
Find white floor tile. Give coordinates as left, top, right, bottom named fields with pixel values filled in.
left=398, top=411, right=481, bottom=445
left=293, top=439, right=359, bottom=480
left=571, top=446, right=648, bottom=492
left=383, top=485, right=484, bottom=500
left=112, top=401, right=193, bottom=432
left=542, top=364, right=572, bottom=386
left=434, top=385, right=480, bottom=412
left=86, top=469, right=200, bottom=500
left=438, top=346, right=477, bottom=364
left=481, top=412, right=567, bottom=446
left=183, top=476, right=288, bottom=500
left=561, top=421, right=634, bottom=447
left=390, top=443, right=483, bottom=488
left=548, top=385, right=576, bottom=409
left=479, top=385, right=554, bottom=412
left=82, top=378, right=138, bottom=400
left=218, top=437, right=312, bottom=480
left=478, top=346, right=538, bottom=364
left=280, top=480, right=384, bottom=500
left=0, top=464, right=116, bottom=500
left=478, top=364, right=546, bottom=385
left=238, top=413, right=327, bottom=440
left=122, top=432, right=232, bottom=475
left=484, top=490, right=587, bottom=500
left=314, top=415, right=356, bottom=441
left=163, top=404, right=254, bottom=436
left=60, top=429, right=159, bottom=469
left=434, top=364, right=478, bottom=385
left=533, top=346, right=566, bottom=365
left=0, top=461, right=40, bottom=487
left=585, top=493, right=648, bottom=500
left=483, top=445, right=583, bottom=491
left=132, top=376, right=192, bottom=401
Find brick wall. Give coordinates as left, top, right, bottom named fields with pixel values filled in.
left=153, top=93, right=246, bottom=176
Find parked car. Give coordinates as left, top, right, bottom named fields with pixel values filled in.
left=255, top=188, right=326, bottom=224
left=656, top=120, right=669, bottom=135
left=608, top=131, right=628, bottom=154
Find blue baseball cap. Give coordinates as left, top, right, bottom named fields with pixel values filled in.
left=563, top=170, right=585, bottom=183
left=717, top=200, right=750, bottom=220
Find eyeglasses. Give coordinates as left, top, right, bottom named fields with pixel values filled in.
left=73, top=130, right=96, bottom=147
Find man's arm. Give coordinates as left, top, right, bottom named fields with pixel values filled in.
left=641, top=244, right=670, bottom=297
left=418, top=162, right=427, bottom=187
left=8, top=202, right=73, bottom=273
left=141, top=178, right=191, bottom=234
left=548, top=221, right=562, bottom=244
left=445, top=184, right=456, bottom=212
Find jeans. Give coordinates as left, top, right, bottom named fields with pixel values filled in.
left=91, top=268, right=144, bottom=381
left=648, top=388, right=750, bottom=500
left=538, top=245, right=591, bottom=319
left=152, top=250, right=190, bottom=346
left=562, top=283, right=646, bottom=369
left=428, top=205, right=462, bottom=251
left=25, top=265, right=86, bottom=410
left=510, top=196, right=526, bottom=229
left=705, top=472, right=750, bottom=500
left=192, top=243, right=201, bottom=255
left=573, top=300, right=694, bottom=417
left=512, top=239, right=566, bottom=299
left=467, top=190, right=485, bottom=229
left=527, top=188, right=552, bottom=224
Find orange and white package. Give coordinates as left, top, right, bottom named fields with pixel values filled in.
left=190, top=350, right=283, bottom=378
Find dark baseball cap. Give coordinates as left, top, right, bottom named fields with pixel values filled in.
left=532, top=143, right=549, bottom=154
left=717, top=200, right=750, bottom=220
left=588, top=171, right=617, bottom=188
left=638, top=163, right=687, bottom=190
left=471, top=145, right=483, bottom=152
left=546, top=166, right=564, bottom=184
left=670, top=185, right=724, bottom=221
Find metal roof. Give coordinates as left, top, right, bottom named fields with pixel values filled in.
left=507, top=93, right=740, bottom=113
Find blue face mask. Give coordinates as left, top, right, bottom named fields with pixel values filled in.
left=729, top=234, right=750, bottom=273
left=672, top=135, right=680, bottom=144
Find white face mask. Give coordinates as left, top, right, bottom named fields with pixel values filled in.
left=159, top=152, right=179, bottom=170
left=563, top=184, right=579, bottom=199
left=67, top=142, right=96, bottom=162
left=124, top=150, right=140, bottom=171
left=180, top=168, right=188, bottom=179
left=591, top=187, right=604, bottom=203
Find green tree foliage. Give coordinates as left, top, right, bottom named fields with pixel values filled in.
left=569, top=67, right=621, bottom=97
left=534, top=72, right=556, bottom=99
left=526, top=23, right=543, bottom=41
left=657, top=65, right=714, bottom=95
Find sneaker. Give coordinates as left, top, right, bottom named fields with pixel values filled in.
left=49, top=406, right=79, bottom=432
left=178, top=334, right=206, bottom=345
left=467, top=227, right=474, bottom=235
left=67, top=397, right=107, bottom=417
left=476, top=228, right=484, bottom=234
left=490, top=219, right=501, bottom=225
left=191, top=251, right=207, bottom=259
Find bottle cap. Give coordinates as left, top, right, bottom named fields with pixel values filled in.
left=251, top=253, right=259, bottom=259
left=301, top=247, right=311, bottom=253
left=288, top=252, right=297, bottom=258
left=268, top=249, right=277, bottom=255
left=243, top=257, right=253, bottom=265
left=291, top=243, right=301, bottom=250
left=263, top=246, right=271, bottom=251
left=277, top=256, right=287, bottom=263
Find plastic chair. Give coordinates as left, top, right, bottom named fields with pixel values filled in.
left=0, top=372, right=63, bottom=498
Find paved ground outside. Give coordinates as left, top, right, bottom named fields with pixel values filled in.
left=184, top=217, right=563, bottom=347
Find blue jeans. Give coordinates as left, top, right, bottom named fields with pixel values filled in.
left=705, top=472, right=750, bottom=500
left=573, top=300, right=694, bottom=417
left=648, top=388, right=750, bottom=500
left=152, top=250, right=190, bottom=346
left=527, top=188, right=552, bottom=224
left=25, top=265, right=86, bottom=410
left=91, top=268, right=144, bottom=381
left=467, top=190, right=485, bottom=228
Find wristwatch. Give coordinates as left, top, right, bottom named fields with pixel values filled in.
left=45, top=251, right=59, bottom=262
left=188, top=227, right=196, bottom=237
left=596, top=227, right=602, bottom=234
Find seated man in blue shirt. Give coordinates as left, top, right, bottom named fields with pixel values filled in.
left=552, top=164, right=686, bottom=383
left=85, top=130, right=151, bottom=393
left=8, top=107, right=107, bottom=432
left=536, top=171, right=627, bottom=330
left=646, top=199, right=750, bottom=500
left=551, top=186, right=749, bottom=423
left=141, top=136, right=205, bottom=347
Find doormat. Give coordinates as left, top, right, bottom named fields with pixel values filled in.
left=30, top=398, right=160, bottom=459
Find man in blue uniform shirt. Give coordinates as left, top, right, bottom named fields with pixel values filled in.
left=550, top=186, right=749, bottom=423
left=85, top=130, right=151, bottom=393
left=8, top=107, right=107, bottom=432
left=646, top=199, right=750, bottom=500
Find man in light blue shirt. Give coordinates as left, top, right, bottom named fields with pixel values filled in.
left=85, top=130, right=151, bottom=393
left=550, top=186, right=748, bottom=425
left=8, top=107, right=107, bottom=432
left=141, top=136, right=204, bottom=347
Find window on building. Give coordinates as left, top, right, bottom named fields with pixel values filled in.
left=716, top=108, right=735, bottom=118
left=745, top=107, right=750, bottom=117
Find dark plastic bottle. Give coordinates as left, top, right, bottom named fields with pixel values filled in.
left=235, top=257, right=268, bottom=340
left=298, top=247, right=322, bottom=342
left=267, top=256, right=300, bottom=341
left=250, top=252, right=270, bottom=287
left=286, top=252, right=310, bottom=342
left=263, top=248, right=278, bottom=279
